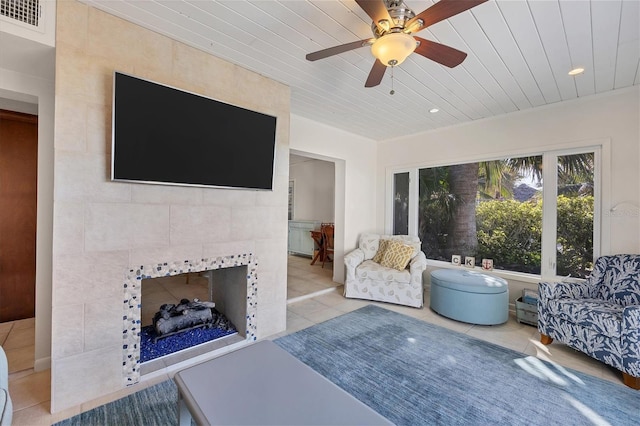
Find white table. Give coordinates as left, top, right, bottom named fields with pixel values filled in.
left=174, top=340, right=390, bottom=425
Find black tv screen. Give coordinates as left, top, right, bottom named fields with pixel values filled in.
left=112, top=72, right=277, bottom=190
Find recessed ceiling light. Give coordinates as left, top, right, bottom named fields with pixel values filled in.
left=568, top=67, right=585, bottom=76
left=429, top=108, right=439, bottom=113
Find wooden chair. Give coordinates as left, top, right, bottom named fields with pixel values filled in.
left=321, top=223, right=334, bottom=268
left=309, top=230, right=324, bottom=265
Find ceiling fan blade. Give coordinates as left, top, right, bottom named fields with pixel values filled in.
left=356, top=0, right=393, bottom=29
left=365, top=60, right=386, bottom=87
left=407, top=0, right=488, bottom=31
left=414, top=37, right=467, bottom=68
left=306, top=39, right=372, bottom=61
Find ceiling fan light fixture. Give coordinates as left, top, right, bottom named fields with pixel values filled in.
left=371, top=32, right=417, bottom=67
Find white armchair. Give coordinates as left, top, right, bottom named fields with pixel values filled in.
left=1, top=345, right=12, bottom=426
left=344, top=233, right=427, bottom=308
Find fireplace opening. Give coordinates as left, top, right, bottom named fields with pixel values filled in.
left=139, top=266, right=248, bottom=368
left=123, top=254, right=257, bottom=384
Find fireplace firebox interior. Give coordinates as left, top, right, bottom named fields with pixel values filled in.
left=139, top=267, right=247, bottom=363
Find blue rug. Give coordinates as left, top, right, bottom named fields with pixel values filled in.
left=54, top=380, right=180, bottom=426
left=55, top=305, right=639, bottom=425
left=274, top=305, right=640, bottom=425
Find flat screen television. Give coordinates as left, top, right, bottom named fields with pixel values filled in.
left=111, top=72, right=277, bottom=190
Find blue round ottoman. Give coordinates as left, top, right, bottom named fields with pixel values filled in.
left=430, top=269, right=509, bottom=325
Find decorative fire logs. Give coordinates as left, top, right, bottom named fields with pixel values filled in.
left=152, top=298, right=217, bottom=341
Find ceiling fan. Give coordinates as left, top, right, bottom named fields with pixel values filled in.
left=306, top=0, right=488, bottom=87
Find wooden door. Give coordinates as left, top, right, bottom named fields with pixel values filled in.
left=0, top=109, right=38, bottom=322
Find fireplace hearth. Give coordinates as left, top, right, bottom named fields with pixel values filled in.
left=122, top=253, right=258, bottom=385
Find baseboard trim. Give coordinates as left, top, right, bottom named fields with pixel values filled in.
left=34, top=356, right=51, bottom=371
left=287, top=286, right=341, bottom=304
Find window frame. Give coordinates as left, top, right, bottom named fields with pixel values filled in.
left=385, top=140, right=606, bottom=281
left=386, top=168, right=418, bottom=236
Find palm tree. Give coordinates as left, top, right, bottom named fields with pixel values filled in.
left=558, top=153, right=594, bottom=196
left=478, top=160, right=520, bottom=200
left=445, top=163, right=479, bottom=259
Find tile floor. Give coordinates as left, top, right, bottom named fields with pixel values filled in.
left=4, top=262, right=629, bottom=425
left=286, top=254, right=336, bottom=301
left=0, top=318, right=35, bottom=374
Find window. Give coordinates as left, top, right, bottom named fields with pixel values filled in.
left=393, top=172, right=409, bottom=235
left=393, top=148, right=598, bottom=279
left=555, top=152, right=595, bottom=278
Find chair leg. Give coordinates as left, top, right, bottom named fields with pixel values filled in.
left=622, top=372, right=640, bottom=390
left=540, top=334, right=553, bottom=345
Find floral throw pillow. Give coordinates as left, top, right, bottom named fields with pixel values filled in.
left=379, top=240, right=414, bottom=271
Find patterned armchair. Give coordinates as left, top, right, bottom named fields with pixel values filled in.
left=344, top=233, right=427, bottom=308
left=538, top=254, right=640, bottom=389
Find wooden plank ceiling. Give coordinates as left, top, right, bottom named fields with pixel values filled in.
left=83, top=0, right=640, bottom=141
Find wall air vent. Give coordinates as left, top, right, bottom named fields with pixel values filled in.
left=1, top=0, right=40, bottom=27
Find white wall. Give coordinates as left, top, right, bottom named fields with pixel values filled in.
left=0, top=67, right=55, bottom=371
left=290, top=115, right=378, bottom=283
left=289, top=157, right=334, bottom=222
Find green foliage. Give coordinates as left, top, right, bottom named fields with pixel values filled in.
left=418, top=166, right=455, bottom=259
left=556, top=195, right=594, bottom=278
left=476, top=200, right=542, bottom=274
left=419, top=198, right=451, bottom=260
left=474, top=196, right=593, bottom=278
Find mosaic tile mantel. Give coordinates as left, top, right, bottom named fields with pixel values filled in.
left=122, top=253, right=258, bottom=385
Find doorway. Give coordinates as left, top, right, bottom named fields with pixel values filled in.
left=0, top=109, right=38, bottom=322
left=287, top=153, right=338, bottom=301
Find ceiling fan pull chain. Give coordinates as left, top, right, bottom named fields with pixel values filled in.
left=390, top=66, right=395, bottom=95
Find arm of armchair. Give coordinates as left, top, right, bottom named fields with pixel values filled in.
left=538, top=280, right=593, bottom=301
left=409, top=251, right=427, bottom=286
left=344, top=248, right=365, bottom=282
left=538, top=280, right=596, bottom=342
left=622, top=305, right=640, bottom=377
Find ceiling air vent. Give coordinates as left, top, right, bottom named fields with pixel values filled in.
left=1, top=0, right=40, bottom=27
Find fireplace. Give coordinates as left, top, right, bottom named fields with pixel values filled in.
left=122, top=253, right=258, bottom=385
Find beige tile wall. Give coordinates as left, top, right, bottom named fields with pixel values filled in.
left=51, top=0, right=290, bottom=412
